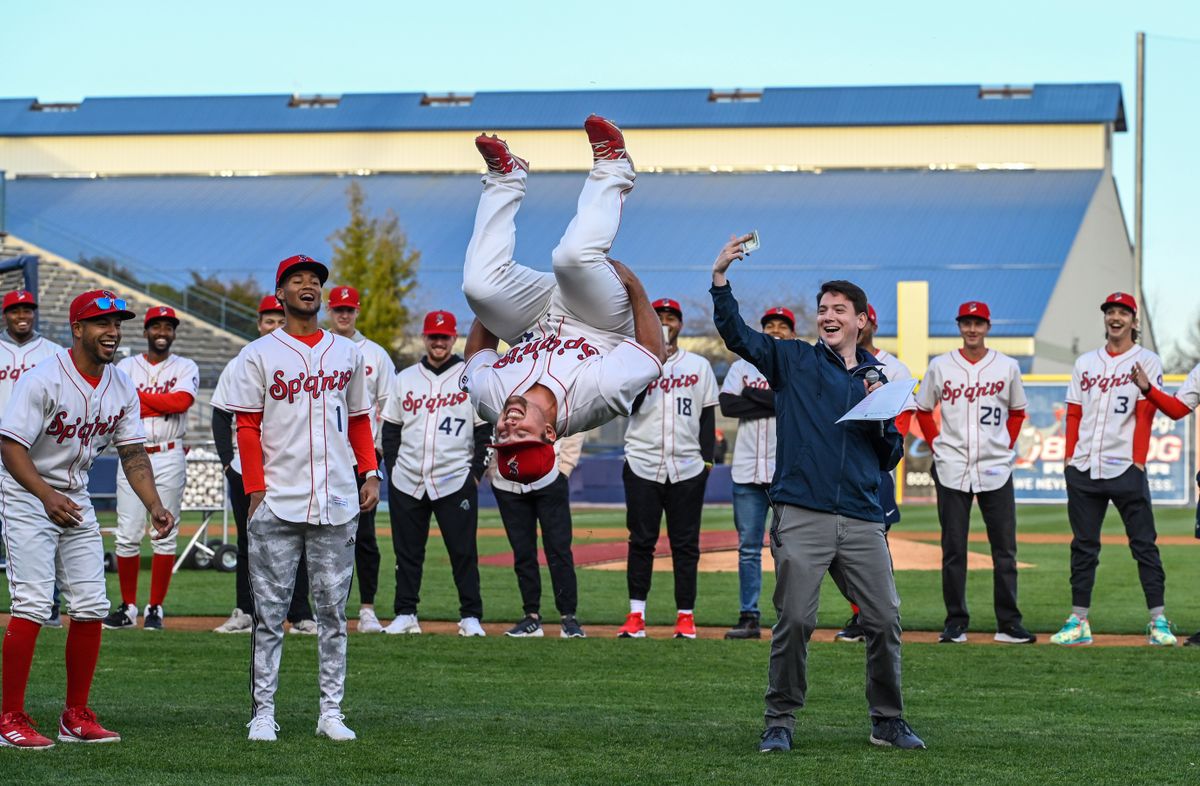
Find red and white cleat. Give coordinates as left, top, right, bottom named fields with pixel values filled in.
left=57, top=707, right=121, bottom=744
left=616, top=611, right=646, bottom=638
left=584, top=114, right=631, bottom=165
left=0, top=711, right=55, bottom=750
left=674, top=612, right=697, bottom=640
left=474, top=134, right=529, bottom=175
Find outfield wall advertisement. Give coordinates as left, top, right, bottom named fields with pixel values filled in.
left=902, top=379, right=1196, bottom=506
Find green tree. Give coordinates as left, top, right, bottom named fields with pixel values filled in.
left=328, top=181, right=420, bottom=351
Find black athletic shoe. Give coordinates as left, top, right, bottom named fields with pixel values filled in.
left=870, top=717, right=927, bottom=749
left=938, top=623, right=967, bottom=643
left=835, top=614, right=866, bottom=643
left=102, top=603, right=137, bottom=630
left=143, top=605, right=164, bottom=631
left=759, top=726, right=792, bottom=753
left=560, top=615, right=586, bottom=639
left=994, top=623, right=1037, bottom=644
left=504, top=615, right=543, bottom=638
left=724, top=612, right=761, bottom=640
left=1184, top=631, right=1200, bottom=647
left=43, top=606, right=63, bottom=629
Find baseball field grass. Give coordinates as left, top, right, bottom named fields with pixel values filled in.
left=3, top=504, right=1200, bottom=783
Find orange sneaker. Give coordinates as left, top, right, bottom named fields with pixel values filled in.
left=0, top=711, right=55, bottom=750
left=674, top=612, right=697, bottom=639
left=58, top=707, right=121, bottom=744
left=616, top=611, right=646, bottom=638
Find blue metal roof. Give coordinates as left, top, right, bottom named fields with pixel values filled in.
left=5, top=168, right=1103, bottom=337
left=0, top=84, right=1124, bottom=136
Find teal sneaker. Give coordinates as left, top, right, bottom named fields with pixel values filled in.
left=1147, top=615, right=1177, bottom=646
left=1050, top=614, right=1092, bottom=646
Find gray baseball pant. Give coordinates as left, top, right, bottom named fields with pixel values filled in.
left=764, top=504, right=904, bottom=730
left=247, top=504, right=356, bottom=718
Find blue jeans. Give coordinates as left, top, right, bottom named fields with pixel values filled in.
left=732, top=482, right=771, bottom=614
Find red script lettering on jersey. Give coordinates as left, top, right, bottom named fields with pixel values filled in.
left=268, top=369, right=352, bottom=404
left=401, top=390, right=469, bottom=414
left=741, top=375, right=770, bottom=390
left=0, top=363, right=33, bottom=382
left=942, top=379, right=1006, bottom=406
left=648, top=373, right=700, bottom=393
left=45, top=408, right=128, bottom=446
left=1078, top=371, right=1133, bottom=394
left=493, top=336, right=599, bottom=370
left=138, top=377, right=178, bottom=395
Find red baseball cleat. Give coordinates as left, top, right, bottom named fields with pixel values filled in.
left=0, top=711, right=55, bottom=750
left=57, top=707, right=121, bottom=744
left=584, top=114, right=631, bottom=164
left=616, top=611, right=646, bottom=638
left=474, top=134, right=529, bottom=175
left=674, top=612, right=697, bottom=640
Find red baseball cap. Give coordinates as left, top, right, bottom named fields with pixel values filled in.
left=491, top=439, right=557, bottom=484
left=1101, top=292, right=1137, bottom=314
left=652, top=298, right=683, bottom=320
left=760, top=306, right=795, bottom=330
left=257, top=295, right=284, bottom=314
left=2, top=290, right=37, bottom=312
left=423, top=310, right=458, bottom=335
left=69, top=290, right=136, bottom=324
left=866, top=305, right=878, bottom=326
left=957, top=301, right=991, bottom=322
left=144, top=305, right=180, bottom=328
left=275, top=254, right=329, bottom=288
left=328, top=285, right=360, bottom=309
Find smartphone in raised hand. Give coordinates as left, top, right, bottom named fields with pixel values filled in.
left=741, top=230, right=760, bottom=254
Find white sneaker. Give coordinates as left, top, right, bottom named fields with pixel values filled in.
left=382, top=614, right=421, bottom=635
left=315, top=711, right=356, bottom=741
left=215, top=608, right=253, bottom=634
left=289, top=619, right=318, bottom=635
left=246, top=714, right=279, bottom=742
left=458, top=617, right=486, bottom=637
left=357, top=608, right=383, bottom=634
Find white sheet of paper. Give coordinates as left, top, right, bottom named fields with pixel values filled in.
left=836, top=378, right=919, bottom=423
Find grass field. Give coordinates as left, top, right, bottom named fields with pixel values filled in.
left=3, top=503, right=1200, bottom=783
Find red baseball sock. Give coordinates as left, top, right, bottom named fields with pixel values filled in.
left=65, top=619, right=102, bottom=710
left=2, top=617, right=43, bottom=714
left=149, top=554, right=174, bottom=607
left=851, top=603, right=861, bottom=616
left=116, top=555, right=140, bottom=606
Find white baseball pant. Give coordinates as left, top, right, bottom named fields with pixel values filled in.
left=114, top=446, right=185, bottom=557
left=463, top=160, right=636, bottom=350
left=0, top=476, right=109, bottom=623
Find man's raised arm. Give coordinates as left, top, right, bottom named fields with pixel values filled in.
left=464, top=318, right=500, bottom=359
left=709, top=234, right=783, bottom=386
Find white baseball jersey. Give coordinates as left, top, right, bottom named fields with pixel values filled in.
left=115, top=352, right=199, bottom=444
left=874, top=348, right=917, bottom=411
left=722, top=358, right=776, bottom=485
left=0, top=351, right=145, bottom=492
left=462, top=319, right=662, bottom=438
left=382, top=357, right=481, bottom=500
left=624, top=349, right=719, bottom=483
left=1066, top=344, right=1162, bottom=480
left=210, top=353, right=245, bottom=473
left=352, top=330, right=395, bottom=443
left=1175, top=363, right=1200, bottom=411
left=916, top=349, right=1027, bottom=493
left=225, top=330, right=371, bottom=526
left=0, top=333, right=63, bottom=416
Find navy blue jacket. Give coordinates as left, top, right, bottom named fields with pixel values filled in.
left=711, top=282, right=903, bottom=523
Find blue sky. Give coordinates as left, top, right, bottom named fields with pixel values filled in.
left=3, top=1, right=1198, bottom=353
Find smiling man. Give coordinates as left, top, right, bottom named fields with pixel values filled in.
left=710, top=234, right=924, bottom=753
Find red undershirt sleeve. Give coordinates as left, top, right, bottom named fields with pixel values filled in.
left=1006, top=409, right=1027, bottom=449
left=1145, top=386, right=1193, bottom=421
left=348, top=413, right=378, bottom=473
left=916, top=410, right=940, bottom=451
left=138, top=391, right=194, bottom=415
left=894, top=410, right=913, bottom=439
left=235, top=412, right=266, bottom=494
left=1065, top=403, right=1082, bottom=460
left=1132, top=399, right=1155, bottom=465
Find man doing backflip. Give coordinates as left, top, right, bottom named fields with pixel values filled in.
left=0, top=291, right=174, bottom=749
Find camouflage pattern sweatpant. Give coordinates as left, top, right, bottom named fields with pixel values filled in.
left=247, top=503, right=356, bottom=718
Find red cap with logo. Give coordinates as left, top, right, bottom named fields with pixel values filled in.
left=490, top=439, right=557, bottom=484
left=956, top=301, right=991, bottom=322
left=1101, top=292, right=1137, bottom=314
left=422, top=310, right=458, bottom=335
left=866, top=304, right=878, bottom=326
left=2, top=290, right=37, bottom=312
left=328, top=285, right=360, bottom=309
left=257, top=295, right=284, bottom=314
left=144, top=305, right=180, bottom=328
left=275, top=254, right=329, bottom=288
left=652, top=298, right=683, bottom=320
left=760, top=306, right=795, bottom=330
left=69, top=290, right=136, bottom=324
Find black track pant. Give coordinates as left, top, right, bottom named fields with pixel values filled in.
left=493, top=474, right=578, bottom=617
left=388, top=479, right=482, bottom=619
left=227, top=467, right=313, bottom=622
left=622, top=463, right=708, bottom=610
left=353, top=471, right=380, bottom=605
left=1065, top=465, right=1165, bottom=609
left=933, top=467, right=1022, bottom=629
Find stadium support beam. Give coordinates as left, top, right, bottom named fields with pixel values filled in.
left=896, top=281, right=930, bottom=378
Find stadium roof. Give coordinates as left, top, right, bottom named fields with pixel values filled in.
left=5, top=169, right=1102, bottom=338
left=0, top=84, right=1125, bottom=136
